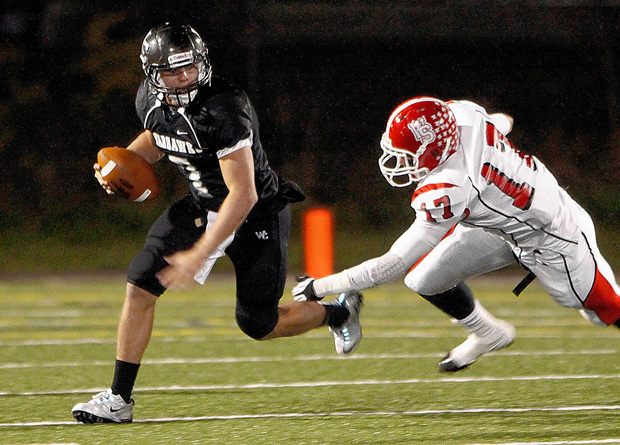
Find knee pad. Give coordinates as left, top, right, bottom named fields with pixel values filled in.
left=127, top=246, right=167, bottom=297
left=405, top=269, right=452, bottom=295
left=235, top=307, right=279, bottom=340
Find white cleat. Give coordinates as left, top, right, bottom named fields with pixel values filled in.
left=439, top=319, right=515, bottom=372
left=330, top=291, right=363, bottom=354
left=72, top=389, right=134, bottom=423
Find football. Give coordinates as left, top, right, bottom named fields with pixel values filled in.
left=96, top=146, right=160, bottom=202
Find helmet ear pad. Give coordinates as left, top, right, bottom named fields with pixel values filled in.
left=379, top=97, right=459, bottom=187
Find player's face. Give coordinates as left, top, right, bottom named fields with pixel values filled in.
left=159, top=64, right=200, bottom=89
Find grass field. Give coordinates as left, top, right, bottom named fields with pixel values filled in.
left=1, top=273, right=620, bottom=444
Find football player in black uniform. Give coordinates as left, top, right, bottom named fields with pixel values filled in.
left=71, top=23, right=363, bottom=423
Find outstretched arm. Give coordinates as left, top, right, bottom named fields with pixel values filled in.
left=305, top=218, right=453, bottom=298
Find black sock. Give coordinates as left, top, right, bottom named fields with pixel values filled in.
left=322, top=303, right=350, bottom=328
left=419, top=282, right=476, bottom=320
left=111, top=359, right=140, bottom=403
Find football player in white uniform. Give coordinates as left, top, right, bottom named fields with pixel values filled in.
left=294, top=96, right=620, bottom=371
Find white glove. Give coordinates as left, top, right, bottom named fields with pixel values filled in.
left=292, top=276, right=321, bottom=301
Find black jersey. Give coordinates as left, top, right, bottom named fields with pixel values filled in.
left=135, top=76, right=279, bottom=212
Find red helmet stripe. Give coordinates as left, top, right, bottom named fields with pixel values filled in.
left=385, top=96, right=438, bottom=131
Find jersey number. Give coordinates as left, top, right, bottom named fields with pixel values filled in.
left=421, top=195, right=454, bottom=222
left=481, top=162, right=534, bottom=210
left=486, top=122, right=534, bottom=168
left=168, top=155, right=213, bottom=198
left=483, top=122, right=535, bottom=211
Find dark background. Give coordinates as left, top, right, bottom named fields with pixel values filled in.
left=1, top=1, right=619, bottom=272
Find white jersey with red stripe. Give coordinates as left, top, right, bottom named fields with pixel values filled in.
left=410, top=100, right=579, bottom=266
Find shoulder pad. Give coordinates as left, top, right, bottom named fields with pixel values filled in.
left=135, top=80, right=155, bottom=125
left=489, top=113, right=512, bottom=136
left=449, top=100, right=487, bottom=128
left=194, top=87, right=253, bottom=151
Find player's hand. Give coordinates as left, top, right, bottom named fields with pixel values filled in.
left=157, top=248, right=204, bottom=291
left=292, top=276, right=321, bottom=301
left=93, top=163, right=116, bottom=195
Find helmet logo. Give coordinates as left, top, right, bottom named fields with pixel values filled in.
left=407, top=116, right=435, bottom=146
left=168, top=51, right=193, bottom=67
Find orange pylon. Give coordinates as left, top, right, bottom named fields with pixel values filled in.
left=302, top=207, right=334, bottom=278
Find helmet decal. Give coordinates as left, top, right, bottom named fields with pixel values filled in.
left=168, top=51, right=193, bottom=67
left=408, top=116, right=436, bottom=145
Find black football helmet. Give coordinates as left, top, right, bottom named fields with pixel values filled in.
left=140, top=23, right=212, bottom=106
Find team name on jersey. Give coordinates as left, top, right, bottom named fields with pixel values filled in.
left=152, top=132, right=203, bottom=155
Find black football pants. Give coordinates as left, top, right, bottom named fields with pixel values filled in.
left=127, top=193, right=290, bottom=339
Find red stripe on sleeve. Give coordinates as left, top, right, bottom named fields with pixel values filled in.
left=411, top=183, right=458, bottom=203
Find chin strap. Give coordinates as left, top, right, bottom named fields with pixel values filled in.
left=166, top=89, right=197, bottom=107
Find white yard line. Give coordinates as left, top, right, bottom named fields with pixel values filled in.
left=1, top=405, right=620, bottom=428
left=2, top=329, right=620, bottom=347
left=0, top=316, right=594, bottom=328
left=0, top=349, right=616, bottom=370
left=469, top=440, right=620, bottom=445
left=2, top=373, right=620, bottom=397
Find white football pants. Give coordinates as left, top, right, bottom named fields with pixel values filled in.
left=405, top=198, right=620, bottom=325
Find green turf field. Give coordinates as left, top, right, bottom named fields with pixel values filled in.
left=1, top=273, right=620, bottom=444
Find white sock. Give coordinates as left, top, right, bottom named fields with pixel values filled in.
left=455, top=300, right=498, bottom=337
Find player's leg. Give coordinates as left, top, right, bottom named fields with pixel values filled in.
left=71, top=286, right=160, bottom=424
left=227, top=205, right=355, bottom=344
left=406, top=224, right=518, bottom=295
left=405, top=224, right=517, bottom=371
left=116, top=287, right=158, bottom=364
left=72, top=195, right=205, bottom=423
left=227, top=205, right=323, bottom=339
left=573, top=199, right=620, bottom=325
left=112, top=284, right=157, bottom=396
left=532, top=197, right=620, bottom=327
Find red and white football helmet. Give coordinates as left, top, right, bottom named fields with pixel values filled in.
left=379, top=97, right=459, bottom=187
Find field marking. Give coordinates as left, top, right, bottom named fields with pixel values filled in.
left=471, top=440, right=620, bottom=445
left=0, top=338, right=117, bottom=346
left=0, top=349, right=616, bottom=370
left=0, top=316, right=597, bottom=329
left=3, top=329, right=620, bottom=347
left=2, top=373, right=620, bottom=397
left=0, top=309, right=82, bottom=318
left=1, top=405, right=620, bottom=428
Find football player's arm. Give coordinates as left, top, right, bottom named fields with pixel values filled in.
left=194, top=145, right=258, bottom=255
left=156, top=145, right=257, bottom=290
left=94, top=130, right=163, bottom=194
left=311, top=218, right=453, bottom=298
left=126, top=130, right=164, bottom=164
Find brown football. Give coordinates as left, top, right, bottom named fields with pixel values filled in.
left=97, top=147, right=160, bottom=202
